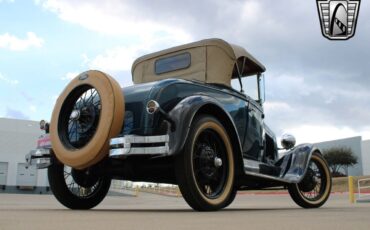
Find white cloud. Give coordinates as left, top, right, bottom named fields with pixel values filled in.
left=36, top=0, right=193, bottom=86
left=4, top=107, right=29, bottom=120
left=264, top=101, right=292, bottom=112
left=240, top=1, right=262, bottom=23
left=0, top=32, right=44, bottom=51
left=88, top=46, right=139, bottom=72
left=61, top=72, right=78, bottom=81
left=0, top=72, right=19, bottom=85
left=29, top=105, right=37, bottom=113
left=36, top=0, right=191, bottom=43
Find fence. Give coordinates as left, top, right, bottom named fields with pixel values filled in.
left=357, top=178, right=370, bottom=201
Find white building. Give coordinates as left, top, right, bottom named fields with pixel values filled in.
left=361, top=140, right=370, bottom=176
left=0, top=118, right=49, bottom=193
left=315, top=136, right=369, bottom=176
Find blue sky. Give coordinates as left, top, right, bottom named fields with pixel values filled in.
left=0, top=0, right=136, bottom=121
left=1, top=0, right=369, bottom=143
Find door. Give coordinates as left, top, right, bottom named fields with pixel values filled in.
left=16, top=163, right=37, bottom=187
left=243, top=99, right=264, bottom=161
left=0, top=162, right=8, bottom=185
left=231, top=73, right=265, bottom=162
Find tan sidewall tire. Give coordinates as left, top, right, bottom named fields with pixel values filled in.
left=191, top=121, right=234, bottom=206
left=176, top=115, right=235, bottom=211
left=50, top=70, right=124, bottom=169
left=288, top=152, right=332, bottom=208
left=296, top=153, right=332, bottom=205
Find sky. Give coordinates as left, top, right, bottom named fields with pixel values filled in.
left=0, top=0, right=369, bottom=144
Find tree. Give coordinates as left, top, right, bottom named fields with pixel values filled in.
left=322, top=147, right=358, bottom=177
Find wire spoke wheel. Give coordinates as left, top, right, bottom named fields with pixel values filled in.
left=63, top=166, right=101, bottom=199
left=193, top=129, right=228, bottom=199
left=175, top=115, right=235, bottom=211
left=62, top=87, right=101, bottom=149
left=298, top=162, right=323, bottom=201
left=50, top=70, right=124, bottom=169
left=288, top=152, right=332, bottom=208
left=48, top=161, right=111, bottom=210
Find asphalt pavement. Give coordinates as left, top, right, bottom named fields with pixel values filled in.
left=0, top=192, right=369, bottom=230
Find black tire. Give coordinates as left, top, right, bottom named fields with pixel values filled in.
left=288, top=152, right=332, bottom=208
left=48, top=161, right=111, bottom=210
left=175, top=115, right=235, bottom=211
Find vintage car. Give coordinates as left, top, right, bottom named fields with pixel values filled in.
left=26, top=38, right=331, bottom=211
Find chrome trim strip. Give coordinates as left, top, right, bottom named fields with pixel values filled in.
left=25, top=148, right=51, bottom=169
left=109, top=135, right=170, bottom=158
left=244, top=170, right=289, bottom=183
left=110, top=135, right=169, bottom=145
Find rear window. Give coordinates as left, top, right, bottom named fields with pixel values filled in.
left=155, top=52, right=191, bottom=75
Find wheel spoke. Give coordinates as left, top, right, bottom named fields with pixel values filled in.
left=63, top=87, right=101, bottom=149
left=298, top=158, right=328, bottom=201
left=63, top=166, right=101, bottom=198
left=192, top=129, right=228, bottom=199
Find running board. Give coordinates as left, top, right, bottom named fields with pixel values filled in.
left=243, top=144, right=317, bottom=184
left=244, top=169, right=291, bottom=183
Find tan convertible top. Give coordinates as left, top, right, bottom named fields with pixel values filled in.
left=132, top=38, right=265, bottom=86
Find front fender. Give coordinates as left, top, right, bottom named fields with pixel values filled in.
left=278, top=144, right=322, bottom=183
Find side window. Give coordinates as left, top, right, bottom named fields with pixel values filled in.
left=155, top=52, right=191, bottom=75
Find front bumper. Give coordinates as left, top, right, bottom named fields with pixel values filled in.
left=25, top=148, right=51, bottom=169
left=109, top=135, right=170, bottom=158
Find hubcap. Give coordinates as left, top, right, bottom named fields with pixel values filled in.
left=193, top=128, right=228, bottom=199
left=70, top=110, right=80, bottom=121
left=299, top=168, right=317, bottom=192
left=214, top=157, right=223, bottom=168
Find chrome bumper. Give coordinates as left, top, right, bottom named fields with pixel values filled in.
left=25, top=148, right=51, bottom=169
left=109, top=135, right=170, bottom=158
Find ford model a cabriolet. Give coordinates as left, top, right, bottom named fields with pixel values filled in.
left=26, top=39, right=331, bottom=211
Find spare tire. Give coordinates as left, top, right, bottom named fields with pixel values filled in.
left=50, top=70, right=124, bottom=169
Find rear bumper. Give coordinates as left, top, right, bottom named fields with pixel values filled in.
left=109, top=135, right=170, bottom=158
left=26, top=134, right=171, bottom=168
left=25, top=148, right=51, bottom=169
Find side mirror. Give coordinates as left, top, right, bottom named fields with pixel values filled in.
left=281, top=134, right=296, bottom=150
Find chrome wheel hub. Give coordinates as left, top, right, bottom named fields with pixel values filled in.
left=214, top=157, right=223, bottom=168
left=70, top=110, right=81, bottom=121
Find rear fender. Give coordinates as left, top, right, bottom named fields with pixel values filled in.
left=167, top=95, right=244, bottom=174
